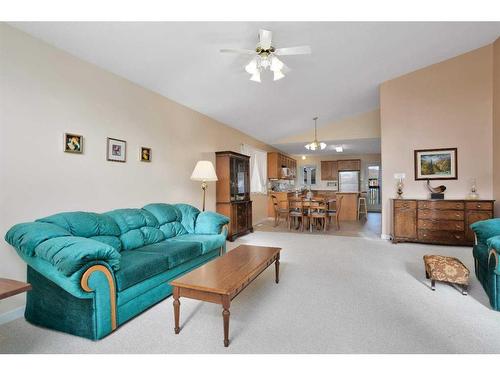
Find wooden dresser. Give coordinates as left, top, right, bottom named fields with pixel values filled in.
left=392, top=199, right=494, bottom=246
left=215, top=151, right=253, bottom=242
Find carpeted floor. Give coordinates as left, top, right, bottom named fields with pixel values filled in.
left=1, top=231, right=499, bottom=354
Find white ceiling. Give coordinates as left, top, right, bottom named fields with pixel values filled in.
left=278, top=137, right=381, bottom=156
left=10, top=22, right=500, bottom=145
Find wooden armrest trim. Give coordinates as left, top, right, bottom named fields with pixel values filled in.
left=81, top=265, right=117, bottom=331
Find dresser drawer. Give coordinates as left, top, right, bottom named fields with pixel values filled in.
left=418, top=209, right=464, bottom=221
left=417, top=219, right=464, bottom=231
left=418, top=201, right=464, bottom=210
left=418, top=230, right=465, bottom=244
left=465, top=201, right=493, bottom=211
left=394, top=200, right=417, bottom=209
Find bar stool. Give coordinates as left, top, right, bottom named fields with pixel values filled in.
left=357, top=192, right=368, bottom=220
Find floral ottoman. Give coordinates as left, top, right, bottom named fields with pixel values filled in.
left=423, top=255, right=469, bottom=295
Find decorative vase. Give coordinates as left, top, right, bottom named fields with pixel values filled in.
left=466, top=178, right=479, bottom=200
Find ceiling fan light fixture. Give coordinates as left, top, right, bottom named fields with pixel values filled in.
left=273, top=70, right=285, bottom=81
left=250, top=71, right=261, bottom=83
left=245, top=59, right=258, bottom=75
left=270, top=56, right=284, bottom=72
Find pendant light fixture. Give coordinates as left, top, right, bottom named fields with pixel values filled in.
left=305, top=117, right=327, bottom=151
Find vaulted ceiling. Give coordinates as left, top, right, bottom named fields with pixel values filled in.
left=10, top=22, right=500, bottom=145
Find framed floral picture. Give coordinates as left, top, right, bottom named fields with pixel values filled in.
left=106, top=137, right=126, bottom=162
left=64, top=133, right=83, bottom=154
left=140, top=147, right=152, bottom=162
left=414, top=148, right=457, bottom=180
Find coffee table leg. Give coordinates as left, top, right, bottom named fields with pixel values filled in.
left=275, top=254, right=280, bottom=284
left=173, top=287, right=180, bottom=334
left=222, top=296, right=230, bottom=347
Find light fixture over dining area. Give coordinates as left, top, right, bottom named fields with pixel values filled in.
left=305, top=116, right=327, bottom=151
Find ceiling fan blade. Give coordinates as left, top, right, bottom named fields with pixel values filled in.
left=274, top=45, right=312, bottom=56
left=220, top=48, right=256, bottom=55
left=259, top=29, right=273, bottom=50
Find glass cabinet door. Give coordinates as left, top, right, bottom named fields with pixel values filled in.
left=230, top=157, right=249, bottom=201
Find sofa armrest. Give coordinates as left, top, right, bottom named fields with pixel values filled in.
left=471, top=219, right=500, bottom=245
left=194, top=211, right=230, bottom=235
left=34, top=236, right=121, bottom=276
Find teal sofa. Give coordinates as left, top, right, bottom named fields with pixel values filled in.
left=5, top=203, right=229, bottom=340
left=471, top=218, right=500, bottom=310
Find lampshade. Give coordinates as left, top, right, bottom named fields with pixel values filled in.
left=191, top=161, right=218, bottom=182
left=273, top=70, right=285, bottom=81
left=250, top=71, right=261, bottom=82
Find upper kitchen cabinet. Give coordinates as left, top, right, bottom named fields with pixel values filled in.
left=337, top=159, right=361, bottom=171
left=268, top=152, right=297, bottom=180
left=320, top=161, right=338, bottom=181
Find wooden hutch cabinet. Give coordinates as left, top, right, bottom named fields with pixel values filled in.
left=215, top=151, right=253, bottom=241
left=391, top=198, right=494, bottom=246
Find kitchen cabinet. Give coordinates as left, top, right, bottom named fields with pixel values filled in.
left=268, top=152, right=297, bottom=180
left=320, top=161, right=338, bottom=181
left=337, top=159, right=361, bottom=171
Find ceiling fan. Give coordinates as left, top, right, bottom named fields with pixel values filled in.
left=220, top=29, right=311, bottom=82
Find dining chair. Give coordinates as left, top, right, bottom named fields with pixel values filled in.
left=271, top=194, right=289, bottom=227
left=327, top=195, right=343, bottom=230
left=288, top=198, right=305, bottom=231
left=308, top=199, right=328, bottom=232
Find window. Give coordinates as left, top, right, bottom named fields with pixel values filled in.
left=302, top=165, right=317, bottom=186
left=240, top=144, right=267, bottom=194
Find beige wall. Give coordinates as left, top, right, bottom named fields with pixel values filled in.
left=293, top=153, right=381, bottom=191
left=276, top=109, right=380, bottom=144
left=380, top=45, right=494, bottom=237
left=0, top=24, right=276, bottom=315
left=494, top=38, right=500, bottom=217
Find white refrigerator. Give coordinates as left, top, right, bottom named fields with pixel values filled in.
left=339, top=171, right=360, bottom=192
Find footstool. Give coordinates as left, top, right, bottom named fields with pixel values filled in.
left=423, top=255, right=469, bottom=295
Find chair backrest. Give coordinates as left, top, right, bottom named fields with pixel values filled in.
left=309, top=200, right=327, bottom=211
left=271, top=194, right=279, bottom=208
left=335, top=195, right=344, bottom=216
left=289, top=199, right=304, bottom=210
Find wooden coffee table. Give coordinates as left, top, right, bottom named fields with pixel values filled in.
left=170, top=244, right=281, bottom=347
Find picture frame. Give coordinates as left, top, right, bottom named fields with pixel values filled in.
left=140, top=147, right=152, bottom=162
left=64, top=133, right=83, bottom=154
left=106, top=137, right=127, bottom=162
left=414, top=147, right=457, bottom=180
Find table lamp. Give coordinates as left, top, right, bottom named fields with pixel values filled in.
left=394, top=173, right=406, bottom=198
left=191, top=160, right=218, bottom=211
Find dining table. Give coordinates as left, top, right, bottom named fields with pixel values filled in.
left=288, top=195, right=336, bottom=231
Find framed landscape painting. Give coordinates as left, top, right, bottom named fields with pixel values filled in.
left=414, top=148, right=457, bottom=180
left=106, top=137, right=127, bottom=162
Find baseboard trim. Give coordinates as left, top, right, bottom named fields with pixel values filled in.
left=0, top=305, right=25, bottom=326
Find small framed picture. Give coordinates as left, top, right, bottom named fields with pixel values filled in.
left=106, top=137, right=127, bottom=162
left=64, top=133, right=83, bottom=154
left=140, top=147, right=152, bottom=162
left=414, top=147, right=457, bottom=180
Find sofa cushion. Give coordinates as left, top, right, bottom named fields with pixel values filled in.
left=134, top=241, right=202, bottom=269
left=168, top=234, right=225, bottom=254
left=174, top=204, right=200, bottom=233
left=34, top=236, right=121, bottom=276
left=473, top=243, right=490, bottom=267
left=37, top=212, right=120, bottom=238
left=5, top=222, right=71, bottom=257
left=89, top=235, right=122, bottom=252
left=195, top=211, right=229, bottom=235
left=105, top=209, right=165, bottom=251
left=115, top=251, right=169, bottom=291
left=471, top=219, right=500, bottom=246
left=143, top=203, right=188, bottom=239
